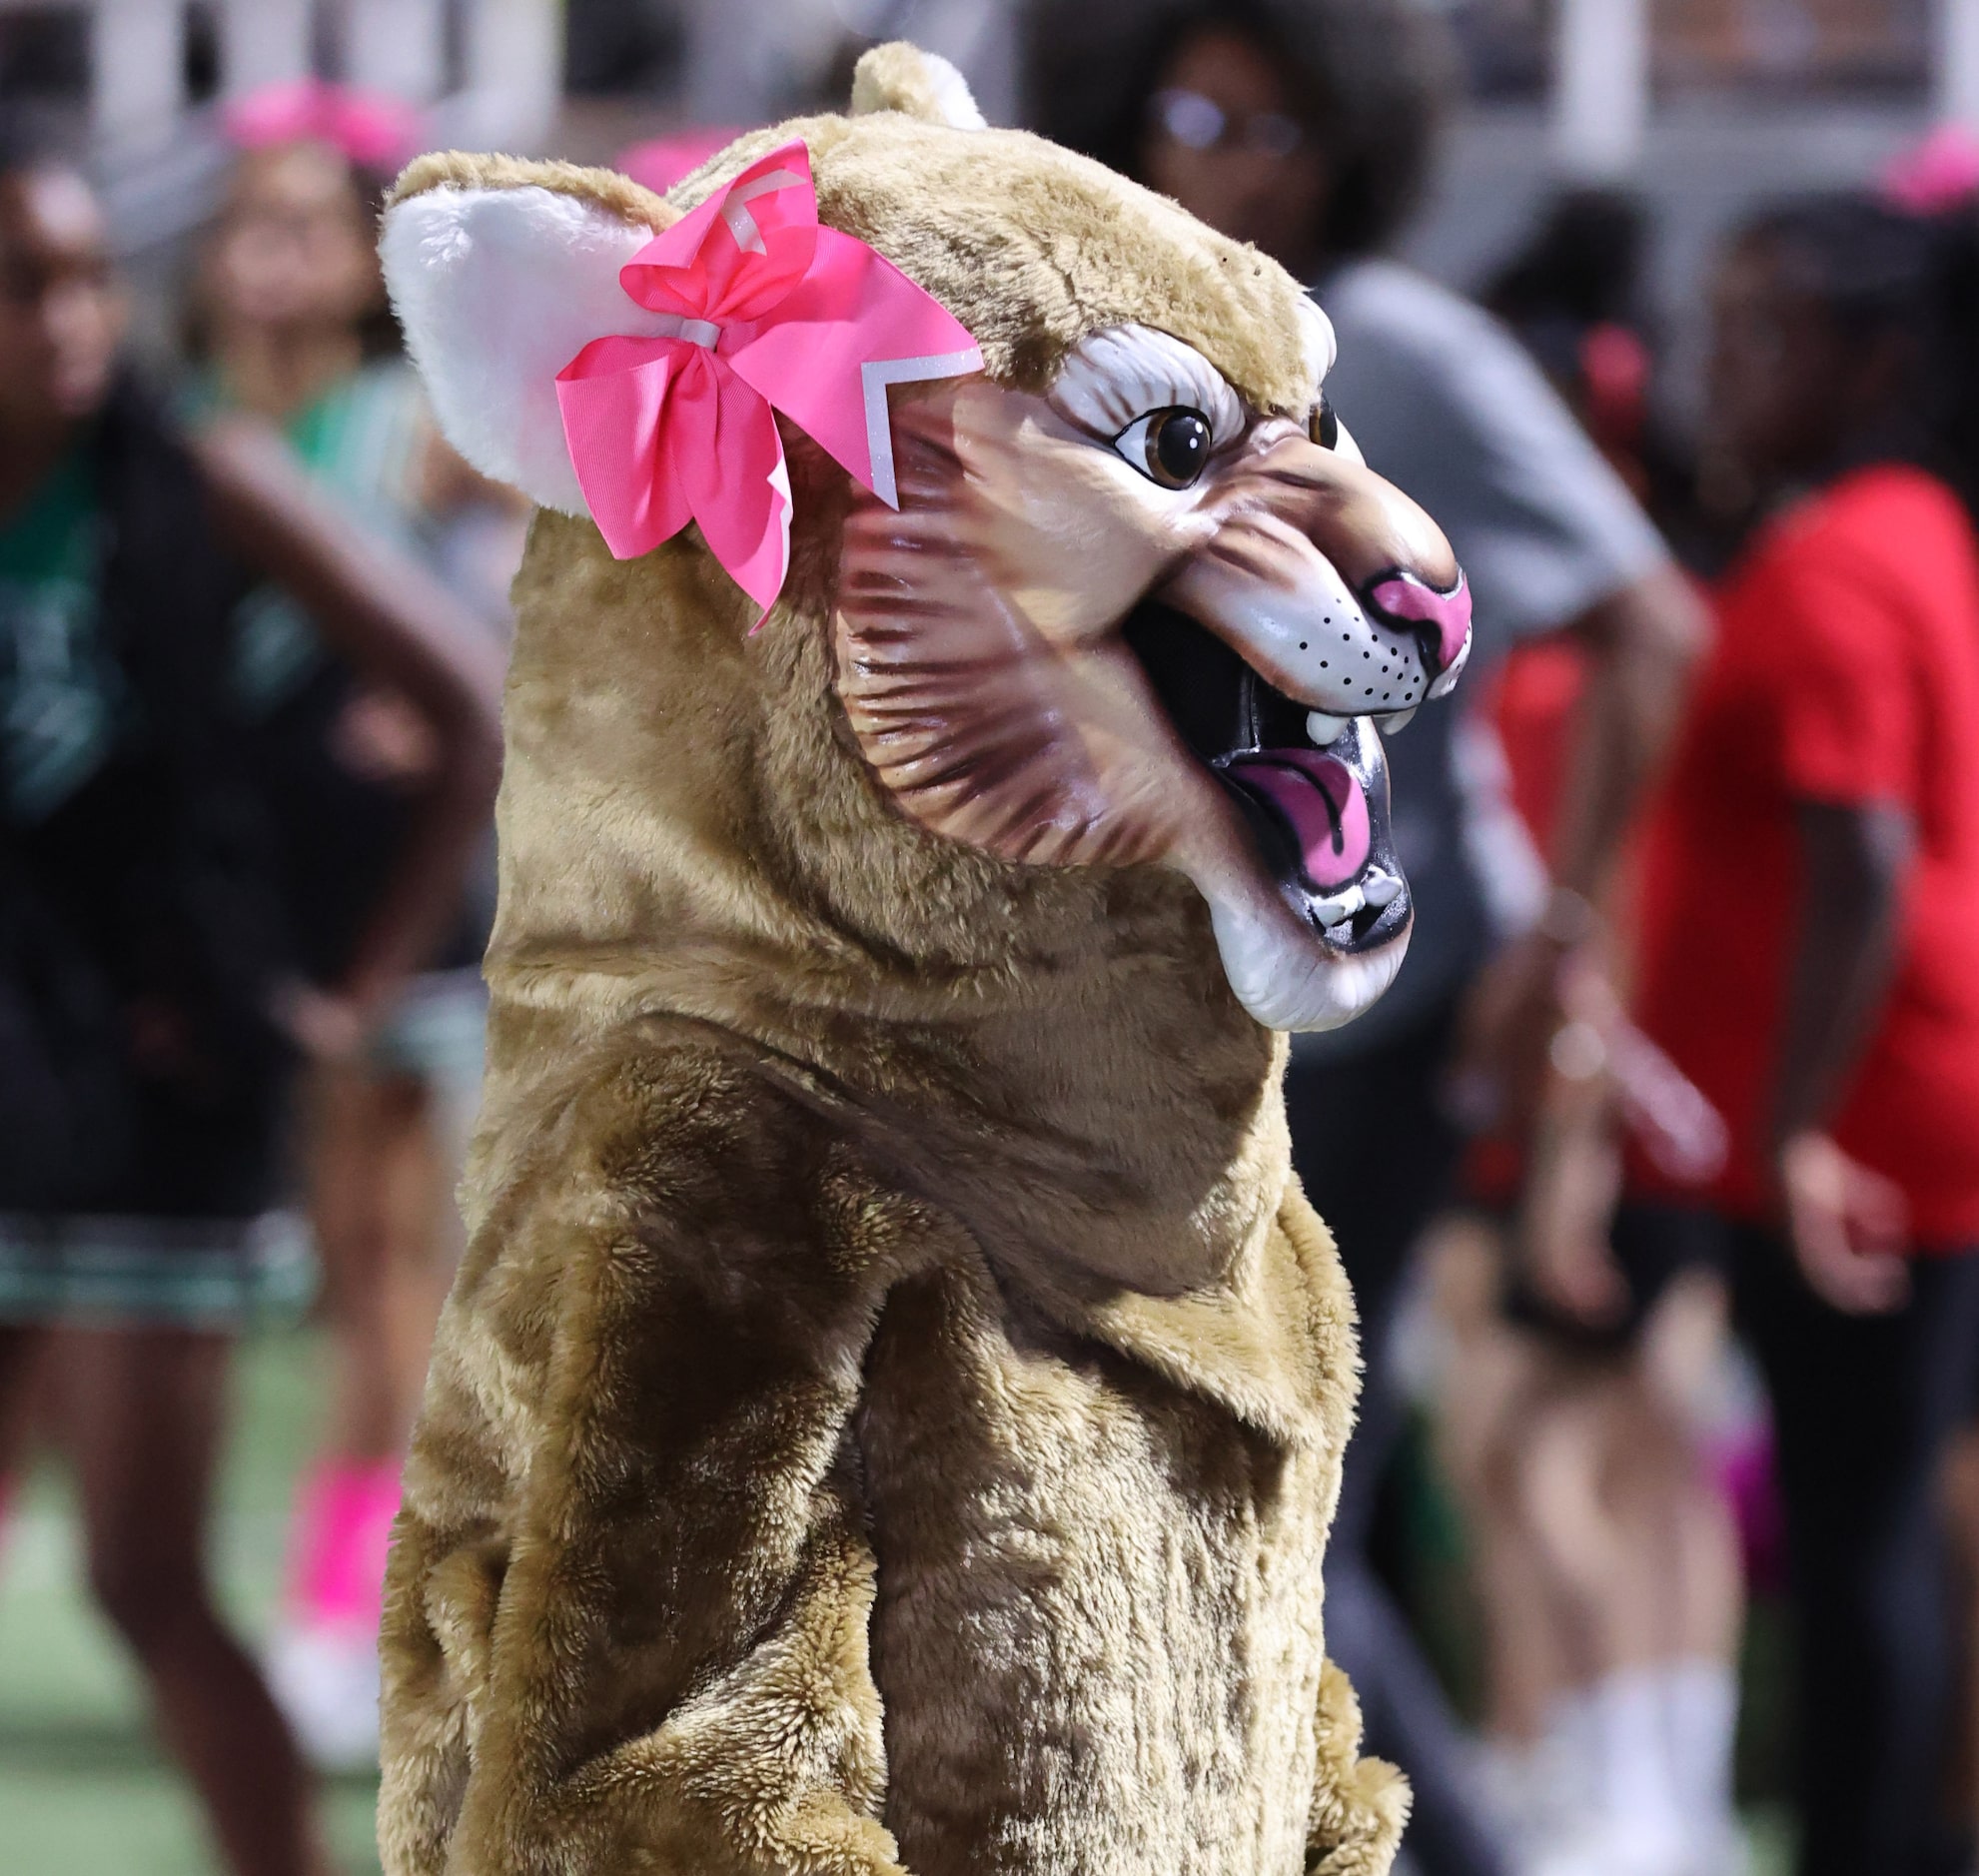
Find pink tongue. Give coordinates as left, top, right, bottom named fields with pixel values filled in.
left=1227, top=750, right=1371, bottom=889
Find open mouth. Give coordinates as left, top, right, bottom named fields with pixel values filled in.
left=1123, top=599, right=1409, bottom=953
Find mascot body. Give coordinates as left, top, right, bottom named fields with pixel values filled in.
left=376, top=47, right=1469, bottom=1876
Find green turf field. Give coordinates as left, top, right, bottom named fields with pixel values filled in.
left=0, top=1327, right=1793, bottom=1876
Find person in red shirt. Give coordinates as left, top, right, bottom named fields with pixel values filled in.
left=1621, top=196, right=1979, bottom=1876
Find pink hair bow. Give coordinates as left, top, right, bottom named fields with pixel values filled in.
left=1882, top=126, right=1979, bottom=216
left=222, top=78, right=422, bottom=172
left=553, top=140, right=983, bottom=618
left=615, top=128, right=743, bottom=198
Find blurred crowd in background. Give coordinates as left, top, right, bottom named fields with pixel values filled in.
left=9, top=4, right=1979, bottom=1876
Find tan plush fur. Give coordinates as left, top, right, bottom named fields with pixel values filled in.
left=381, top=48, right=1406, bottom=1876
left=392, top=149, right=675, bottom=230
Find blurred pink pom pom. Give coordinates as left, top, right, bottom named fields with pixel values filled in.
left=222, top=78, right=422, bottom=173
left=1712, top=1423, right=1785, bottom=1594
left=1881, top=125, right=1979, bottom=215
left=615, top=129, right=744, bottom=197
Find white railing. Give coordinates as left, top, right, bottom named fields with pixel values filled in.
left=16, top=0, right=1979, bottom=180
left=0, top=0, right=561, bottom=153
left=1554, top=0, right=1979, bottom=174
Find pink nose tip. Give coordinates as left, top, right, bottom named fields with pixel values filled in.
left=1368, top=569, right=1472, bottom=675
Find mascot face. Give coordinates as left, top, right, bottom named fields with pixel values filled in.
left=836, top=323, right=1465, bottom=1031
left=382, top=55, right=1468, bottom=1035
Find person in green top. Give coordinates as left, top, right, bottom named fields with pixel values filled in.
left=0, top=126, right=502, bottom=1876
left=0, top=442, right=126, bottom=822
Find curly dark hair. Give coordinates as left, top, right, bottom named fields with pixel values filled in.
left=1734, top=190, right=1979, bottom=518
left=1019, top=0, right=1453, bottom=260
left=1484, top=188, right=1647, bottom=331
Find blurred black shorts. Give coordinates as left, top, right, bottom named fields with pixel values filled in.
left=1500, top=1200, right=1732, bottom=1351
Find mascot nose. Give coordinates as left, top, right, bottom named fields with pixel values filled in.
left=1274, top=435, right=1470, bottom=684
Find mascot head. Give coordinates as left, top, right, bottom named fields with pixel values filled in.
left=383, top=43, right=1467, bottom=1043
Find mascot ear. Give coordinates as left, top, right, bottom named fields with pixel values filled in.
left=380, top=165, right=678, bottom=514
left=849, top=42, right=987, bottom=130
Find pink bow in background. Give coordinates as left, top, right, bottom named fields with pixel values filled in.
left=1881, top=125, right=1979, bottom=216
left=554, top=139, right=983, bottom=618
left=222, top=78, right=423, bottom=172
left=616, top=128, right=743, bottom=198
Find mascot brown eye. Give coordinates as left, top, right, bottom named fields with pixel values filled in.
left=1146, top=408, right=1212, bottom=486
left=1312, top=393, right=1340, bottom=451
left=1114, top=407, right=1214, bottom=489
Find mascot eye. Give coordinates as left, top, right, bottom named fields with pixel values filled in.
left=1312, top=392, right=1340, bottom=451
left=1115, top=407, right=1214, bottom=489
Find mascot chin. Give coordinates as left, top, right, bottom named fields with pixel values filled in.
left=376, top=43, right=1469, bottom=1876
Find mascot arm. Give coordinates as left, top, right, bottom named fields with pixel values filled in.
left=1306, top=1657, right=1411, bottom=1875
left=377, top=1052, right=913, bottom=1876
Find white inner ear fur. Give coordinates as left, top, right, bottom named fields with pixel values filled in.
left=1048, top=327, right=1244, bottom=447
left=850, top=44, right=987, bottom=129
left=381, top=183, right=671, bottom=514
left=917, top=51, right=987, bottom=130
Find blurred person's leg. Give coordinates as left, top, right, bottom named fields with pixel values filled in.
left=50, top=1324, right=331, bottom=1876
left=1467, top=1211, right=1742, bottom=1875
left=1469, top=1375, right=1577, bottom=1745
left=1736, top=1230, right=1979, bottom=1876
left=1288, top=998, right=1511, bottom=1876
left=271, top=1059, right=411, bottom=1769
left=1460, top=1342, right=1626, bottom=1862
left=1486, top=1352, right=1691, bottom=1869
left=0, top=1325, right=49, bottom=1562
left=1597, top=1279, right=1744, bottom=1870
left=310, top=1060, right=421, bottom=1462
left=1630, top=1272, right=1745, bottom=1850
left=1424, top=1218, right=1577, bottom=1748
left=1939, top=1427, right=1979, bottom=1860
left=374, top=1073, right=458, bottom=1436
left=382, top=974, right=485, bottom=1393
left=319, top=973, right=484, bottom=1465
left=276, top=975, right=484, bottom=1767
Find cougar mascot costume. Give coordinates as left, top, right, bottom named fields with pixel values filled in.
left=376, top=44, right=1470, bottom=1876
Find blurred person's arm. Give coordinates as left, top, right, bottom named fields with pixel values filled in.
left=1549, top=566, right=1708, bottom=918
left=193, top=414, right=504, bottom=1053
left=1514, top=1052, right=1629, bottom=1328
left=1768, top=800, right=1914, bottom=1313
left=1510, top=950, right=1730, bottom=1324
left=414, top=409, right=526, bottom=521
left=1454, top=563, right=1707, bottom=1130
left=1753, top=527, right=1929, bottom=1312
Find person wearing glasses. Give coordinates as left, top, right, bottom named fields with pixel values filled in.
left=1025, top=5, right=1706, bottom=1874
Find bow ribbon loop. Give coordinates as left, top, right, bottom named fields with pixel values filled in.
left=554, top=139, right=983, bottom=620
left=619, top=155, right=817, bottom=325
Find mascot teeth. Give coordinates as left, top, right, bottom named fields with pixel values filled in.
left=1306, top=709, right=1349, bottom=745
left=1362, top=867, right=1405, bottom=907
left=1313, top=882, right=1366, bottom=928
